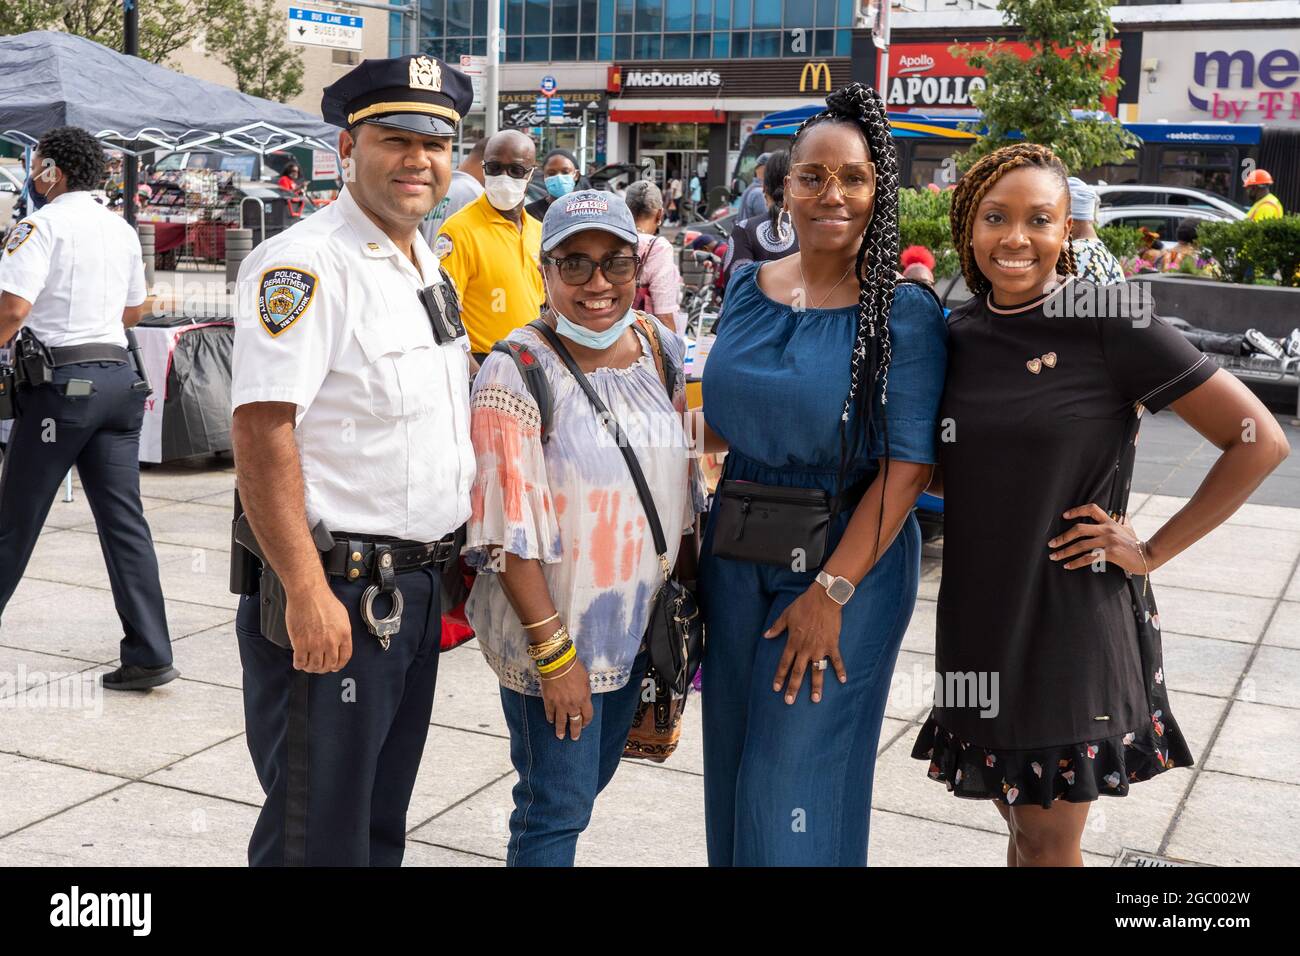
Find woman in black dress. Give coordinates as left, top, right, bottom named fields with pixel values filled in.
left=914, top=143, right=1290, bottom=866
left=722, top=149, right=799, bottom=284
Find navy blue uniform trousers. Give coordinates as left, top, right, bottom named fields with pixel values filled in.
left=236, top=567, right=442, bottom=867
left=0, top=361, right=171, bottom=667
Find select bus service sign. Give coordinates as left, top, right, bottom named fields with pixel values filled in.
left=287, top=7, right=363, bottom=52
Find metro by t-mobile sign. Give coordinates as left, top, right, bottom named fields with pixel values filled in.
left=1189, top=48, right=1300, bottom=123
left=884, top=41, right=1120, bottom=114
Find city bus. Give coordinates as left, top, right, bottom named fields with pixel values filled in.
left=733, top=107, right=1264, bottom=206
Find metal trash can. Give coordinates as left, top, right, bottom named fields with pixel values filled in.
left=137, top=222, right=155, bottom=289
left=225, top=228, right=254, bottom=285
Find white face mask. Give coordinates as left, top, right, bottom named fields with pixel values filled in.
left=484, top=174, right=530, bottom=211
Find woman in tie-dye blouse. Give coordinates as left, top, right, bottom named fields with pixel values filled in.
left=463, top=190, right=705, bottom=867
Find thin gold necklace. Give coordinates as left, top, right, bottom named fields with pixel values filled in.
left=799, top=257, right=855, bottom=309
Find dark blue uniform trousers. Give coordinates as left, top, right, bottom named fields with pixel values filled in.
left=0, top=361, right=171, bottom=667
left=236, top=566, right=442, bottom=866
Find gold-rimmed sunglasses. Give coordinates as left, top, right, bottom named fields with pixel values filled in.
left=787, top=162, right=877, bottom=199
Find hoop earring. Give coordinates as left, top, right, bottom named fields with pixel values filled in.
left=778, top=206, right=793, bottom=241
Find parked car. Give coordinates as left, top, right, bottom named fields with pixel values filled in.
left=1096, top=205, right=1234, bottom=248
left=0, top=162, right=24, bottom=226
left=1093, top=183, right=1246, bottom=219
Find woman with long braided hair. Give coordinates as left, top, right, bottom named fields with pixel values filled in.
left=695, top=83, right=948, bottom=865
left=913, top=143, right=1288, bottom=865
left=723, top=148, right=799, bottom=282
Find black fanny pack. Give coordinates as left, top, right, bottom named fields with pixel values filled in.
left=711, top=477, right=869, bottom=570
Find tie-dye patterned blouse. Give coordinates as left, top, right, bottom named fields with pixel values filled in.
left=464, top=317, right=706, bottom=696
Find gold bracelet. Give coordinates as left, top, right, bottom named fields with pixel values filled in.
left=536, top=643, right=576, bottom=674
left=1136, top=539, right=1151, bottom=597
left=521, top=611, right=560, bottom=630
left=540, top=659, right=578, bottom=682
left=527, top=625, right=570, bottom=660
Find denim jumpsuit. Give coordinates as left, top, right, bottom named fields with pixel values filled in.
left=699, top=262, right=947, bottom=866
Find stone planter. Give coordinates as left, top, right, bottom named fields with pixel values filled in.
left=1128, top=274, right=1300, bottom=338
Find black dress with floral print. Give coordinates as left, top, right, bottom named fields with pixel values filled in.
left=911, top=281, right=1210, bottom=807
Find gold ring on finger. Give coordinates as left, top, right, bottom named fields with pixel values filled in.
left=811, top=658, right=829, bottom=671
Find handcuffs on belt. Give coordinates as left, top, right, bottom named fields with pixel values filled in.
left=360, top=544, right=404, bottom=650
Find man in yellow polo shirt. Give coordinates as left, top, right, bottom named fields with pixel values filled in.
left=1245, top=169, right=1283, bottom=221
left=435, top=129, right=544, bottom=360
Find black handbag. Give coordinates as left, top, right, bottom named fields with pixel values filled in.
left=710, top=474, right=869, bottom=569
left=530, top=320, right=705, bottom=698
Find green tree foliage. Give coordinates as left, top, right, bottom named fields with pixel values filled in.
left=951, top=0, right=1139, bottom=175
left=206, top=0, right=306, bottom=103
left=1, top=0, right=236, bottom=65
left=0, top=0, right=62, bottom=35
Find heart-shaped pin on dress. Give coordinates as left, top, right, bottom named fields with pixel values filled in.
left=1026, top=358, right=1042, bottom=374
left=1042, top=351, right=1057, bottom=368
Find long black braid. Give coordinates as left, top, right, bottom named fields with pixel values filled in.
left=792, top=83, right=900, bottom=557
left=763, top=148, right=791, bottom=235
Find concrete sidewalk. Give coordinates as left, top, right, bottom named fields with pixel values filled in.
left=1, top=414, right=1297, bottom=867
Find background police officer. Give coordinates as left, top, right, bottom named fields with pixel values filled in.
left=231, top=55, right=475, bottom=867
left=0, top=126, right=176, bottom=691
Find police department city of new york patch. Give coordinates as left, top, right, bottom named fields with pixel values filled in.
left=432, top=234, right=453, bottom=260
left=5, top=221, right=35, bottom=255
left=258, top=268, right=317, bottom=337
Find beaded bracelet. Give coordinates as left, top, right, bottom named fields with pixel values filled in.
left=535, top=640, right=574, bottom=669
left=537, top=643, right=576, bottom=675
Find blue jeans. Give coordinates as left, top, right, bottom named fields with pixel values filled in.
left=500, top=647, right=650, bottom=866
left=700, top=502, right=921, bottom=866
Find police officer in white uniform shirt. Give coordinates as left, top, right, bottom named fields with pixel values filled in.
left=230, top=54, right=475, bottom=867
left=0, top=126, right=177, bottom=691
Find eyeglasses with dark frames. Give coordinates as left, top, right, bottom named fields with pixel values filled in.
left=543, top=253, right=641, bottom=286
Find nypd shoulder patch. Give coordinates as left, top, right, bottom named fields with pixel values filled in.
left=5, top=221, right=35, bottom=255
left=432, top=234, right=453, bottom=260
left=258, top=267, right=318, bottom=337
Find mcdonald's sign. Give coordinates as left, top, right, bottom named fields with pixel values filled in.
left=608, top=58, right=849, bottom=98
left=800, top=61, right=832, bottom=93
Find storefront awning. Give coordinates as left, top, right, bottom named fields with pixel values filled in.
left=609, top=109, right=726, bottom=124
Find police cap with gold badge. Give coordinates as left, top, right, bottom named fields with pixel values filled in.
left=321, top=54, right=474, bottom=137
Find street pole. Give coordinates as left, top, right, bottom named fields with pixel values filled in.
left=875, top=0, right=891, bottom=106
left=485, top=0, right=500, bottom=137
left=123, top=0, right=139, bottom=228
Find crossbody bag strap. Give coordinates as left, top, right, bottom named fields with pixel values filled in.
left=632, top=312, right=678, bottom=399
left=530, top=320, right=670, bottom=569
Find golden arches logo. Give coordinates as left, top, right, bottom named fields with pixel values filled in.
left=800, top=62, right=832, bottom=92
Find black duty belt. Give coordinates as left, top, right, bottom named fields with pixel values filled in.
left=323, top=532, right=458, bottom=581
left=49, top=344, right=129, bottom=366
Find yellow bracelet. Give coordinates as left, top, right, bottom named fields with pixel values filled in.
left=536, top=643, right=576, bottom=674
left=540, top=659, right=578, bottom=682
left=521, top=611, right=560, bottom=630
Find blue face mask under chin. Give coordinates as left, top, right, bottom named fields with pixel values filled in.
left=545, top=174, right=576, bottom=199
left=553, top=307, right=635, bottom=350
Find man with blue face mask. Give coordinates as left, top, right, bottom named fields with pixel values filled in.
left=437, top=129, right=545, bottom=361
